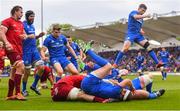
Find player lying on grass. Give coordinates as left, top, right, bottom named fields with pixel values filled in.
left=51, top=74, right=110, bottom=103
left=80, top=46, right=165, bottom=101
left=81, top=61, right=154, bottom=93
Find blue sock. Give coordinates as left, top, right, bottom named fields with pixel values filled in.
left=32, top=74, right=40, bottom=88
left=56, top=76, right=61, bottom=82
left=148, top=50, right=159, bottom=64
left=87, top=49, right=108, bottom=67
left=146, top=82, right=153, bottom=93
left=161, top=71, right=164, bottom=78
left=114, top=51, right=124, bottom=65
left=22, top=81, right=27, bottom=92
left=164, top=72, right=167, bottom=78
left=148, top=93, right=157, bottom=99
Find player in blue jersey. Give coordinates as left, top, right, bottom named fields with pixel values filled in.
left=80, top=43, right=165, bottom=100
left=135, top=52, right=145, bottom=76
left=41, top=24, right=79, bottom=82
left=158, top=48, right=170, bottom=80
left=64, top=36, right=84, bottom=70
left=22, top=10, right=45, bottom=96
left=113, top=4, right=163, bottom=69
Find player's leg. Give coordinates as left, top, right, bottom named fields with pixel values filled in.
left=128, top=89, right=165, bottom=100
left=138, top=38, right=163, bottom=68
left=0, top=60, right=4, bottom=82
left=65, top=62, right=79, bottom=75
left=86, top=49, right=112, bottom=79
left=6, top=51, right=26, bottom=100
left=139, top=74, right=153, bottom=93
left=113, top=40, right=132, bottom=67
left=7, top=60, right=26, bottom=100
left=160, top=65, right=168, bottom=80
left=22, top=53, right=32, bottom=96
left=53, top=62, right=64, bottom=82
left=30, top=60, right=44, bottom=95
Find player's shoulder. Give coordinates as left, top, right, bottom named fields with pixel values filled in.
left=129, top=10, right=138, bottom=15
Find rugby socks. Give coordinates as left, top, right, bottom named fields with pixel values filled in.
left=164, top=72, right=167, bottom=78
left=148, top=50, right=159, bottom=64
left=161, top=71, right=165, bottom=79
left=14, top=74, right=22, bottom=95
left=32, top=74, right=40, bottom=88
left=56, top=76, right=61, bottom=82
left=146, top=82, right=153, bottom=93
left=7, top=79, right=15, bottom=97
left=86, top=49, right=108, bottom=67
left=148, top=93, right=157, bottom=99
left=22, top=81, right=27, bottom=92
left=114, top=51, right=124, bottom=65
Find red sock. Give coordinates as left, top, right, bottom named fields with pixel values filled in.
left=93, top=96, right=106, bottom=103
left=14, top=74, right=22, bottom=95
left=7, top=79, right=15, bottom=97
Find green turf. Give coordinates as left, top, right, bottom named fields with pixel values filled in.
left=0, top=75, right=180, bottom=110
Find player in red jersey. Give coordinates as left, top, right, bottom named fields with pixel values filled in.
left=51, top=75, right=110, bottom=103
left=0, top=6, right=35, bottom=100
left=0, top=41, right=6, bottom=81
left=30, top=62, right=54, bottom=95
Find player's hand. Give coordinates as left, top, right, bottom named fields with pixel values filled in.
left=5, top=42, right=13, bottom=51
left=130, top=87, right=136, bottom=95
left=38, top=32, right=45, bottom=37
left=28, top=34, right=36, bottom=38
left=19, top=34, right=27, bottom=39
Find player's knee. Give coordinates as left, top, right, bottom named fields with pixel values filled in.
left=15, top=61, right=24, bottom=70
left=143, top=42, right=152, bottom=51
left=106, top=63, right=112, bottom=70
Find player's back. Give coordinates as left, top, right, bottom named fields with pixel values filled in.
left=57, top=75, right=85, bottom=88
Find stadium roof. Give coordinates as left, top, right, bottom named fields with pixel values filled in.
left=64, top=11, right=180, bottom=49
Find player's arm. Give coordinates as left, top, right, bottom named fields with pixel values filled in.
left=140, top=28, right=145, bottom=35
left=40, top=46, right=49, bottom=61
left=118, top=79, right=135, bottom=93
left=36, top=32, right=45, bottom=39
left=19, top=30, right=36, bottom=39
left=133, top=13, right=151, bottom=20
left=0, top=25, right=13, bottom=51
left=66, top=42, right=78, bottom=59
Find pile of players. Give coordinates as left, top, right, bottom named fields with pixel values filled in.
left=0, top=4, right=168, bottom=102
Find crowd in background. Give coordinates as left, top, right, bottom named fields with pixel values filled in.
left=98, top=46, right=180, bottom=73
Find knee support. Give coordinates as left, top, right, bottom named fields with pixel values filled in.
left=143, top=42, right=152, bottom=51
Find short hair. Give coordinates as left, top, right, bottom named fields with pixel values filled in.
left=11, top=5, right=22, bottom=16
left=66, top=35, right=71, bottom=38
left=52, top=24, right=61, bottom=31
left=139, top=4, right=147, bottom=10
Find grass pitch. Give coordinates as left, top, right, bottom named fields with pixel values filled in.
left=0, top=74, right=180, bottom=110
